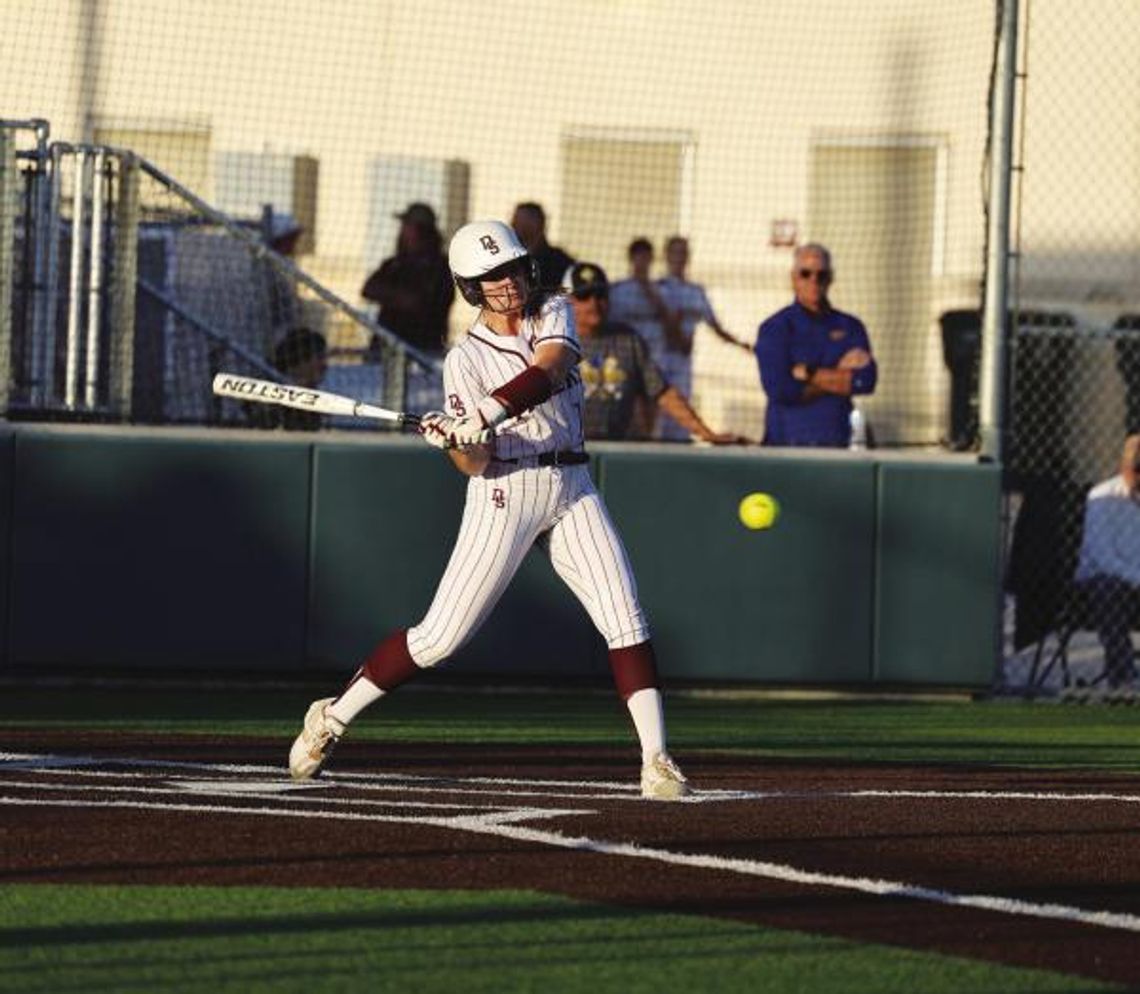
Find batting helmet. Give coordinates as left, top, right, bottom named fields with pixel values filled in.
left=448, top=220, right=537, bottom=306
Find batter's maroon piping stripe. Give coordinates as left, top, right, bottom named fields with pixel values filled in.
left=570, top=499, right=624, bottom=639
left=467, top=331, right=531, bottom=364
left=533, top=333, right=581, bottom=355
left=421, top=488, right=493, bottom=654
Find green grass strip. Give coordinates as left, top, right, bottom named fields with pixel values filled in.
left=0, top=885, right=1119, bottom=994
left=3, top=686, right=1140, bottom=771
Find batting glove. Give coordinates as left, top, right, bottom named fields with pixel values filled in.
left=449, top=413, right=494, bottom=448
left=419, top=411, right=457, bottom=450
left=418, top=411, right=493, bottom=450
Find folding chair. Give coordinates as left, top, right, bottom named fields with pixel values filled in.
left=1025, top=584, right=1087, bottom=692
left=1027, top=582, right=1140, bottom=698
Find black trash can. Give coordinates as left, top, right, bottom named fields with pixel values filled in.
left=939, top=309, right=982, bottom=451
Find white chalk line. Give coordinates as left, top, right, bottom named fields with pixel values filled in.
left=6, top=754, right=1140, bottom=806
left=0, top=753, right=730, bottom=802
left=4, top=791, right=1140, bottom=936
left=0, top=778, right=589, bottom=818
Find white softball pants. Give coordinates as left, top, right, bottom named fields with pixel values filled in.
left=407, top=463, right=650, bottom=667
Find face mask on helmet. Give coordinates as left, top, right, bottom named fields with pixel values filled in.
left=449, top=220, right=536, bottom=307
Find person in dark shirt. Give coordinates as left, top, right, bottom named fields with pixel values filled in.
left=511, top=201, right=575, bottom=293
left=566, top=262, right=750, bottom=445
left=362, top=202, right=455, bottom=356
left=754, top=244, right=877, bottom=447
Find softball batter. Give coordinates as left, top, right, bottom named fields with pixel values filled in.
left=289, top=219, right=689, bottom=800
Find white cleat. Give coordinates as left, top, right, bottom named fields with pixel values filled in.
left=288, top=698, right=345, bottom=780
left=640, top=751, right=691, bottom=801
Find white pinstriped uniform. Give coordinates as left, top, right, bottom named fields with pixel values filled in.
left=406, top=294, right=650, bottom=666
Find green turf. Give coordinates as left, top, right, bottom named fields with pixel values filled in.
left=0, top=885, right=1119, bottom=994
left=2, top=683, right=1140, bottom=771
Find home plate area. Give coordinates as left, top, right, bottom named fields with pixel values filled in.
left=3, top=739, right=1140, bottom=985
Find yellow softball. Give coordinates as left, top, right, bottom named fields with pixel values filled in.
left=738, top=492, right=779, bottom=530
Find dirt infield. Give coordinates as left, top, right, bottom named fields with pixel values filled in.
left=3, top=730, right=1140, bottom=987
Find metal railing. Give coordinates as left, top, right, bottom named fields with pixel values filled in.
left=1, top=118, right=439, bottom=425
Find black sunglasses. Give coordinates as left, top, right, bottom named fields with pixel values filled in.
left=797, top=268, right=832, bottom=282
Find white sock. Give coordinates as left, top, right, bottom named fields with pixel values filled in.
left=326, top=671, right=386, bottom=727
left=625, top=688, right=666, bottom=764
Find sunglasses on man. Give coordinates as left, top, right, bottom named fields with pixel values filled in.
left=797, top=268, right=832, bottom=282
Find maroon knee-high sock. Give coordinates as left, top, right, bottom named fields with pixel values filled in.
left=608, top=641, right=660, bottom=701
left=362, top=629, right=421, bottom=691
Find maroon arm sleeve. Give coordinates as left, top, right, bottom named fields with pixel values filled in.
left=491, top=365, right=554, bottom=417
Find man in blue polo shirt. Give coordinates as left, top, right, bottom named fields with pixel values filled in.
left=754, top=244, right=877, bottom=447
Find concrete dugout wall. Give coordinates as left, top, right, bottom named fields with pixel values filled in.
left=0, top=427, right=1000, bottom=686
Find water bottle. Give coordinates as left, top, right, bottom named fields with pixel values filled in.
left=849, top=407, right=867, bottom=451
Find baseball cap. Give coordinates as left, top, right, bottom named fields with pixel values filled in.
left=393, top=202, right=438, bottom=227
left=267, top=212, right=302, bottom=242
left=563, top=261, right=609, bottom=298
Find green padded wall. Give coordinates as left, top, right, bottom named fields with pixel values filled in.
left=0, top=427, right=12, bottom=668
left=875, top=461, right=1001, bottom=685
left=307, top=442, right=602, bottom=677
left=0, top=427, right=1003, bottom=685
left=599, top=449, right=877, bottom=682
left=8, top=430, right=312, bottom=669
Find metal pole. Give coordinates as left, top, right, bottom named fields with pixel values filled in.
left=0, top=128, right=16, bottom=415
left=978, top=0, right=1019, bottom=463
left=38, top=144, right=64, bottom=407
left=29, top=121, right=51, bottom=403
left=84, top=148, right=106, bottom=408
left=108, top=152, right=139, bottom=420
left=65, top=149, right=88, bottom=409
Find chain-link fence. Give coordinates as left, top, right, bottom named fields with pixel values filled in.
left=3, top=0, right=1005, bottom=447
left=998, top=0, right=1140, bottom=697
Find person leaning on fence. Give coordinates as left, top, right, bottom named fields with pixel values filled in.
left=245, top=327, right=328, bottom=432
left=565, top=262, right=751, bottom=445
left=608, top=237, right=684, bottom=367
left=753, top=243, right=877, bottom=447
left=1072, top=434, right=1140, bottom=689
left=653, top=236, right=753, bottom=441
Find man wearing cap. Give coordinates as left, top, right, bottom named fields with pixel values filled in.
left=362, top=202, right=455, bottom=355
left=565, top=262, right=752, bottom=445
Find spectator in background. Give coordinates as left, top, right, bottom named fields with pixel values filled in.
left=362, top=202, right=454, bottom=357
left=510, top=201, right=575, bottom=292
left=609, top=236, right=684, bottom=370
left=247, top=326, right=328, bottom=432
left=654, top=235, right=753, bottom=440
left=565, top=261, right=751, bottom=445
left=1073, top=434, right=1140, bottom=689
left=754, top=243, right=877, bottom=447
